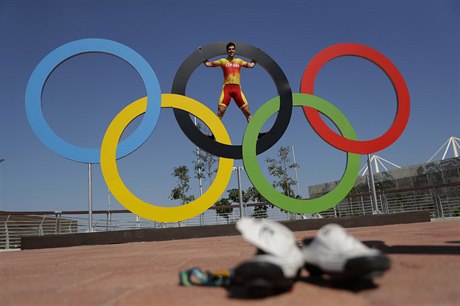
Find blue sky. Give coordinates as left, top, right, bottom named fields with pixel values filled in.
left=1, top=0, right=459, bottom=212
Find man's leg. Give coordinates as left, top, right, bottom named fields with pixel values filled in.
left=218, top=105, right=227, bottom=119
left=235, top=88, right=252, bottom=122
left=237, top=88, right=266, bottom=138
left=218, top=85, right=231, bottom=119
left=241, top=106, right=252, bottom=122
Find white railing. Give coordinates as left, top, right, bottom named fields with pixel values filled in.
left=1, top=183, right=459, bottom=249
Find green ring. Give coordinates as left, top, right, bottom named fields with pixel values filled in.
left=242, top=93, right=361, bottom=214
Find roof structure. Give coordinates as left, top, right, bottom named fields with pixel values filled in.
left=359, top=155, right=401, bottom=176
left=426, top=136, right=460, bottom=163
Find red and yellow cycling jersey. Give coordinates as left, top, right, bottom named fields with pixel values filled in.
left=210, top=58, right=250, bottom=85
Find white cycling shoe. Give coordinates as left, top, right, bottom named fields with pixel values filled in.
left=302, top=224, right=391, bottom=280
left=232, top=218, right=304, bottom=296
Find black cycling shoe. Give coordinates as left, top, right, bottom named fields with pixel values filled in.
left=232, top=258, right=295, bottom=297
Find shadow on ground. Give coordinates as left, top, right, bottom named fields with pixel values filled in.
left=364, top=241, right=460, bottom=255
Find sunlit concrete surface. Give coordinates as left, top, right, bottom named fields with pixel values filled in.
left=1, top=220, right=459, bottom=306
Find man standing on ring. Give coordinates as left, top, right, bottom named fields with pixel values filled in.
left=203, top=42, right=256, bottom=122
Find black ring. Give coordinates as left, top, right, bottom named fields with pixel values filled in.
left=172, top=41, right=292, bottom=159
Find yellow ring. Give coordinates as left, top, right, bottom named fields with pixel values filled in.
left=100, top=93, right=234, bottom=222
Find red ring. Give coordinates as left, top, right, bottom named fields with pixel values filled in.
left=300, top=43, right=410, bottom=154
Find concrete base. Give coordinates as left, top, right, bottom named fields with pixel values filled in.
left=21, top=211, right=431, bottom=250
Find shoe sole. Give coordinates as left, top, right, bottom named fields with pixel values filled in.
left=304, top=255, right=391, bottom=280
left=233, top=261, right=294, bottom=296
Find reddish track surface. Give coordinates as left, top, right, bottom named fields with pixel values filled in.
left=2, top=220, right=459, bottom=306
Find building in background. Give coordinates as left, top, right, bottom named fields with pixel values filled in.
left=308, top=157, right=460, bottom=218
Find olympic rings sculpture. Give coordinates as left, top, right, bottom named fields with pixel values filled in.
left=25, top=38, right=410, bottom=222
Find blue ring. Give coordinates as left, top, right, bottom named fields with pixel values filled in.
left=25, top=38, right=161, bottom=163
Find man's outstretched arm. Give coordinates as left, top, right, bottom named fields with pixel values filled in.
left=203, top=60, right=215, bottom=67
left=247, top=60, right=256, bottom=68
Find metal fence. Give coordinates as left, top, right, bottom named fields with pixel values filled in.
left=1, top=182, right=459, bottom=249
left=319, top=182, right=460, bottom=218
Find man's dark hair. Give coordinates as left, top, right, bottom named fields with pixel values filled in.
left=226, top=42, right=236, bottom=50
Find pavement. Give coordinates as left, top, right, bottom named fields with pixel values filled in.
left=1, top=219, right=459, bottom=306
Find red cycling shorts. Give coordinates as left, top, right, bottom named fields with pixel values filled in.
left=218, top=84, right=248, bottom=109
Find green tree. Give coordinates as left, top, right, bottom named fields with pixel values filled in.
left=266, top=146, right=298, bottom=197
left=215, top=188, right=256, bottom=223
left=227, top=188, right=246, bottom=203
left=169, top=165, right=195, bottom=204
left=192, top=122, right=217, bottom=188
left=215, top=189, right=241, bottom=223
left=215, top=197, right=232, bottom=223
left=245, top=186, right=269, bottom=219
left=193, top=148, right=217, bottom=185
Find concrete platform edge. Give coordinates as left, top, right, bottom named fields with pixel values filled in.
left=21, top=211, right=431, bottom=250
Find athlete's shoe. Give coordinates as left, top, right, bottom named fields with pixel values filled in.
left=232, top=218, right=304, bottom=296
left=232, top=251, right=298, bottom=297
left=301, top=224, right=390, bottom=280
